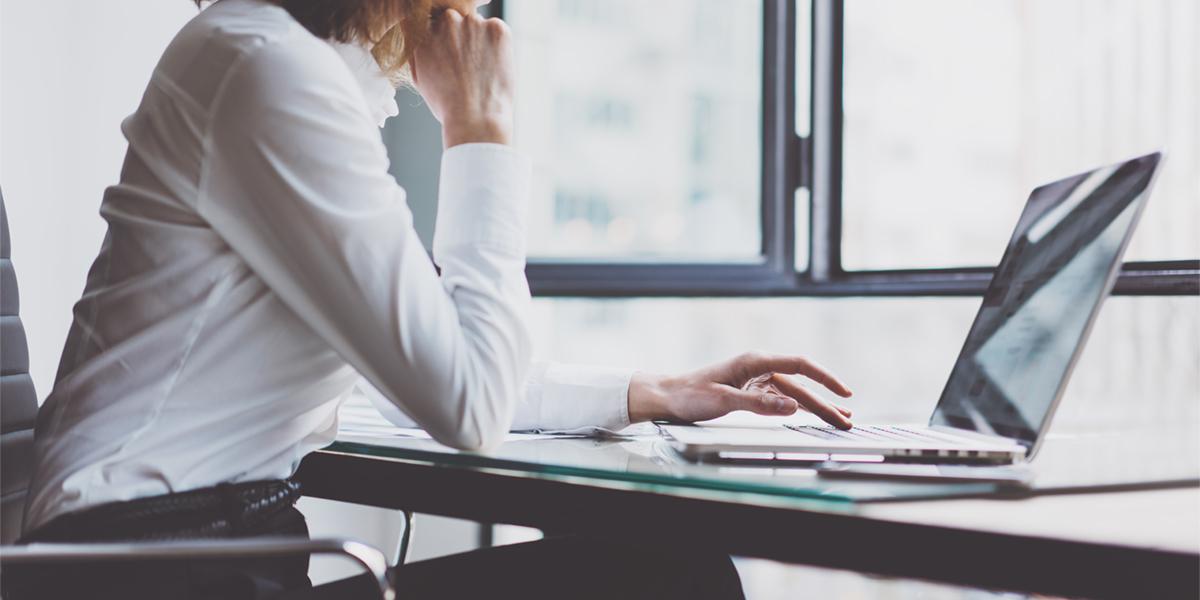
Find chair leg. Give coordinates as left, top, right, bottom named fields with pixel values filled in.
left=394, top=510, right=415, bottom=566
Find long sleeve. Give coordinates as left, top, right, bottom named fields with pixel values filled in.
left=515, top=362, right=632, bottom=431
left=362, top=361, right=633, bottom=433
left=198, top=38, right=532, bottom=452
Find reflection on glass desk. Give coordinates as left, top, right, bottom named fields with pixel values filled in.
left=330, top=421, right=1199, bottom=505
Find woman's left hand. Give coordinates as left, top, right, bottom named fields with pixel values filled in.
left=627, top=352, right=855, bottom=429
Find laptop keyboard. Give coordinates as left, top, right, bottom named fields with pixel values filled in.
left=783, top=424, right=944, bottom=443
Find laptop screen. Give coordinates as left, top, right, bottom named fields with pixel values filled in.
left=930, top=153, right=1162, bottom=448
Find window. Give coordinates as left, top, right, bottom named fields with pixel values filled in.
left=507, top=0, right=765, bottom=261
left=497, top=0, right=1198, bottom=297
left=842, top=0, right=1200, bottom=270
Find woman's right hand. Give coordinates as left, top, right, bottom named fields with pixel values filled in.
left=627, top=353, right=855, bottom=429
left=411, top=8, right=515, bottom=149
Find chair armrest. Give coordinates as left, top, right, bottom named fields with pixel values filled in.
left=0, top=537, right=394, bottom=600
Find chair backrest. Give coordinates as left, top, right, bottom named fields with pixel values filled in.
left=1, top=189, right=39, bottom=544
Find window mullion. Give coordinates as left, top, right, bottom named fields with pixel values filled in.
left=762, top=0, right=797, bottom=276
left=809, top=0, right=844, bottom=283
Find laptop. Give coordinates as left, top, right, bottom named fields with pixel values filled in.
left=662, top=152, right=1164, bottom=465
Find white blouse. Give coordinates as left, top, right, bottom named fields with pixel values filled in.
left=24, top=0, right=630, bottom=533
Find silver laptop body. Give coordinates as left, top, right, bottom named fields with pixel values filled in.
left=663, top=153, right=1164, bottom=465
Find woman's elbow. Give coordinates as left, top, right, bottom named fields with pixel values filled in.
left=419, top=329, right=532, bottom=452
left=438, top=426, right=504, bottom=453
left=427, top=384, right=516, bottom=452
left=428, top=409, right=508, bottom=452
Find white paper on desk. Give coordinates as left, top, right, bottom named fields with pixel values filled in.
left=354, top=378, right=654, bottom=439
left=337, top=398, right=573, bottom=441
left=518, top=422, right=658, bottom=439
left=338, top=386, right=650, bottom=441
left=338, top=426, right=574, bottom=443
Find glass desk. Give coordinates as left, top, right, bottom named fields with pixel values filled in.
left=295, top=419, right=1199, bottom=598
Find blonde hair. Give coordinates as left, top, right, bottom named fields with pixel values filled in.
left=195, top=0, right=438, bottom=83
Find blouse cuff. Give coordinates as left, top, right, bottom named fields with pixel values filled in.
left=524, top=362, right=634, bottom=431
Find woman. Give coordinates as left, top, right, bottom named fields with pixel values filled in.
left=9, top=0, right=854, bottom=598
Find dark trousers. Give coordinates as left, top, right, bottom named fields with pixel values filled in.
left=4, top=506, right=745, bottom=600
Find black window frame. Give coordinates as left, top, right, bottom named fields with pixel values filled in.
left=498, top=0, right=1200, bottom=298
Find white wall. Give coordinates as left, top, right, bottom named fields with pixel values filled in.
left=1, top=0, right=195, bottom=394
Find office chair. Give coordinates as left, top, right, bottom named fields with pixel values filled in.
left=0, top=190, right=396, bottom=600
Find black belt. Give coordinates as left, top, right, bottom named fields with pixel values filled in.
left=23, top=479, right=303, bottom=543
